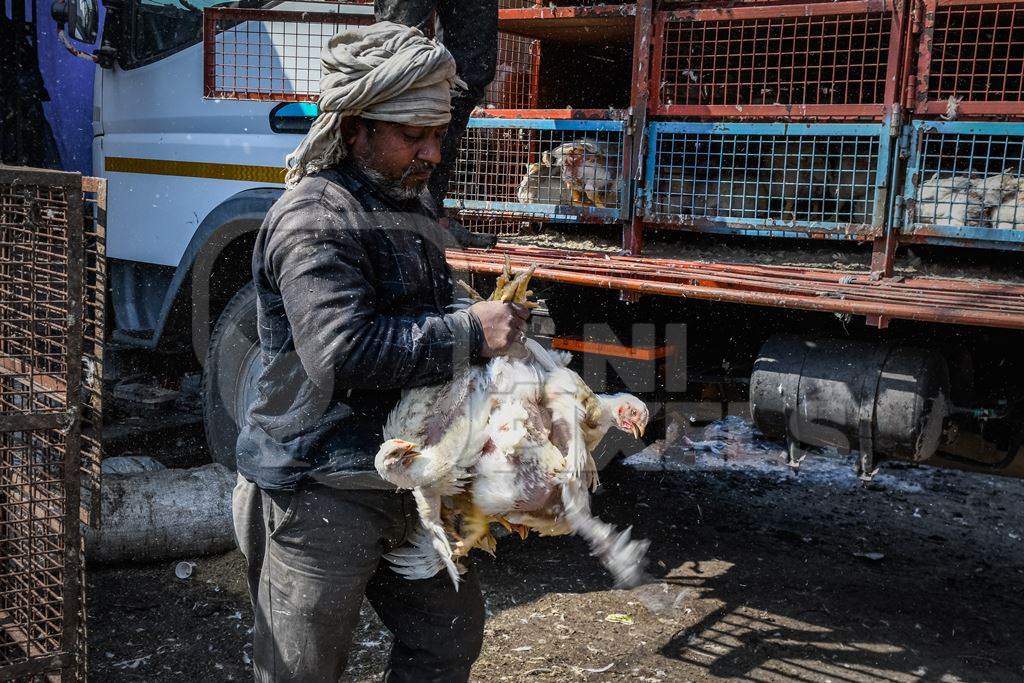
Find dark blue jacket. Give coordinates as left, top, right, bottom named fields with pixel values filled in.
left=236, top=163, right=482, bottom=490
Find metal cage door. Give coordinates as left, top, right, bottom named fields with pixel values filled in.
left=0, top=166, right=89, bottom=682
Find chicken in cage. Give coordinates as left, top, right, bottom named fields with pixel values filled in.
left=516, top=161, right=566, bottom=205
left=451, top=124, right=623, bottom=219
left=543, top=139, right=619, bottom=208
left=992, top=180, right=1024, bottom=230
left=651, top=135, right=879, bottom=226
left=915, top=171, right=1021, bottom=228
left=514, top=138, right=619, bottom=208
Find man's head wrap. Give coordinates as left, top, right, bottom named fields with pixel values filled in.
left=284, top=21, right=463, bottom=188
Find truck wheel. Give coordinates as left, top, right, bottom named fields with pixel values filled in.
left=203, top=283, right=261, bottom=470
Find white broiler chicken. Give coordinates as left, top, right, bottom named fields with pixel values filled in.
left=653, top=168, right=769, bottom=219
left=472, top=337, right=651, bottom=587
left=991, top=178, right=1024, bottom=230
left=968, top=171, right=1019, bottom=224
left=374, top=365, right=495, bottom=585
left=376, top=259, right=651, bottom=588
left=916, top=170, right=1018, bottom=226
left=516, top=161, right=566, bottom=205
left=374, top=264, right=539, bottom=584
left=915, top=172, right=972, bottom=224
left=543, top=139, right=618, bottom=208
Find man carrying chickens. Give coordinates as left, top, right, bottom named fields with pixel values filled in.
left=230, top=23, right=529, bottom=683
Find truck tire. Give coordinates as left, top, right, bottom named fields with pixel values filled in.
left=203, top=283, right=261, bottom=470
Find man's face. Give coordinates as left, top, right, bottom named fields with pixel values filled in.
left=346, top=119, right=447, bottom=200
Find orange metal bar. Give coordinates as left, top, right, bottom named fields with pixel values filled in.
left=446, top=246, right=1024, bottom=330
left=551, top=337, right=673, bottom=360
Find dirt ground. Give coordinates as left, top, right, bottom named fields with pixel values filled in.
left=88, top=420, right=1024, bottom=682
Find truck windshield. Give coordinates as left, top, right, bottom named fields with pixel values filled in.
left=131, top=0, right=271, bottom=66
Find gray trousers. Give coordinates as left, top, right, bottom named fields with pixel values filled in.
left=374, top=0, right=499, bottom=207
left=232, top=475, right=485, bottom=682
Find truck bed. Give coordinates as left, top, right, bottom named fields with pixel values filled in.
left=447, top=240, right=1024, bottom=331
left=498, top=226, right=1024, bottom=284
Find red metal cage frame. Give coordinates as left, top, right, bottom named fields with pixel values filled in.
left=911, top=0, right=1024, bottom=117
left=649, top=0, right=908, bottom=120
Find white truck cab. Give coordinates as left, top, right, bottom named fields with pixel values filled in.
left=58, top=0, right=373, bottom=465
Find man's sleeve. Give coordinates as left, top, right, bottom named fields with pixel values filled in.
left=265, top=200, right=483, bottom=392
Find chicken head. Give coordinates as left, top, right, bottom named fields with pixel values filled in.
left=611, top=394, right=650, bottom=439
left=374, top=438, right=426, bottom=490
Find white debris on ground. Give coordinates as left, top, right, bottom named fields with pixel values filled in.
left=89, top=421, right=1024, bottom=682
left=622, top=415, right=1019, bottom=499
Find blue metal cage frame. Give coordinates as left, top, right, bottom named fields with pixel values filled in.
left=901, top=120, right=1024, bottom=251
left=444, top=118, right=627, bottom=224
left=641, top=121, right=895, bottom=240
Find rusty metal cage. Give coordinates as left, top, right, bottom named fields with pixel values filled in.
left=484, top=32, right=539, bottom=110
left=446, top=119, right=626, bottom=223
left=651, top=0, right=906, bottom=120
left=80, top=178, right=105, bottom=528
left=0, top=166, right=87, bottom=680
left=203, top=7, right=374, bottom=101
left=912, top=0, right=1024, bottom=117
left=901, top=120, right=1024, bottom=249
left=644, top=122, right=892, bottom=238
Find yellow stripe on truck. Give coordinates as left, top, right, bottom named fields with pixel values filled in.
left=105, top=157, right=286, bottom=184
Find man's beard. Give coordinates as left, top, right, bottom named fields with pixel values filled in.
left=354, top=157, right=433, bottom=202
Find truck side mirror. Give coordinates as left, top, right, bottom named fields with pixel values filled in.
left=269, top=102, right=318, bottom=134
left=68, top=0, right=99, bottom=44
left=53, top=0, right=98, bottom=44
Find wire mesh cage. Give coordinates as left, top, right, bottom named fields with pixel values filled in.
left=0, top=166, right=85, bottom=681
left=913, top=0, right=1024, bottom=117
left=457, top=215, right=532, bottom=238
left=204, top=5, right=539, bottom=107
left=0, top=188, right=75, bottom=417
left=651, top=0, right=905, bottom=119
left=902, top=121, right=1024, bottom=248
left=645, top=122, right=892, bottom=237
left=446, top=119, right=626, bottom=222
left=203, top=7, right=374, bottom=101
left=484, top=32, right=539, bottom=110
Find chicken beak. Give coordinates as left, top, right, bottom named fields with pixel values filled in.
left=393, top=440, right=419, bottom=465
left=630, top=423, right=643, bottom=440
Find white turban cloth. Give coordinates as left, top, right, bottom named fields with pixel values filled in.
left=284, top=21, right=464, bottom=187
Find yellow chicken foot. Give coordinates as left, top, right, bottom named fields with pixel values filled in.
left=499, top=268, right=535, bottom=304
left=457, top=279, right=485, bottom=302
left=453, top=516, right=497, bottom=558
left=568, top=186, right=589, bottom=206
left=488, top=255, right=515, bottom=301
left=511, top=265, right=536, bottom=304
